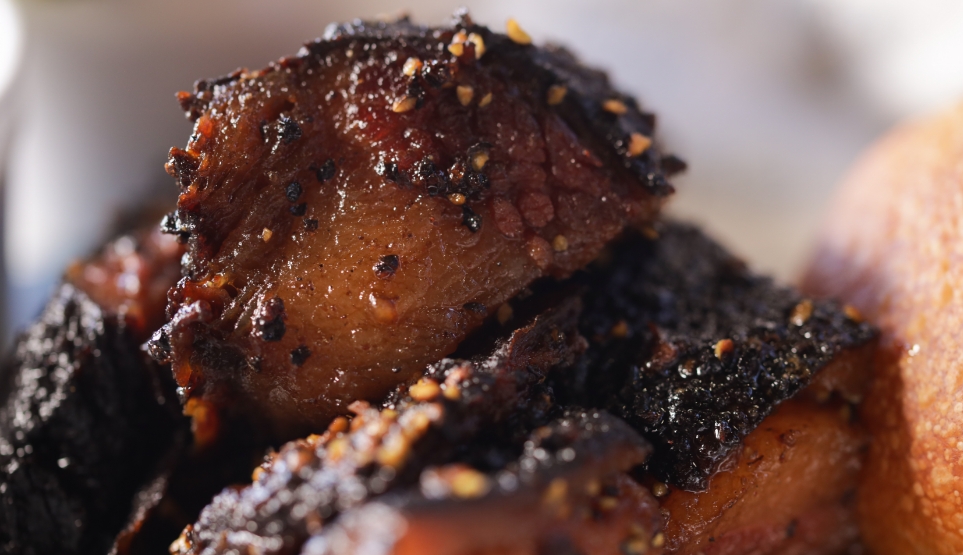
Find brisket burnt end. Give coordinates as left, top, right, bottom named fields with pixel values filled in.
left=554, top=222, right=877, bottom=490
left=0, top=285, right=181, bottom=555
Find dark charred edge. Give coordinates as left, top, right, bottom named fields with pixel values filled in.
left=550, top=222, right=877, bottom=490
left=172, top=300, right=588, bottom=555
left=0, top=284, right=183, bottom=555
left=300, top=409, right=652, bottom=555
left=174, top=11, right=679, bottom=197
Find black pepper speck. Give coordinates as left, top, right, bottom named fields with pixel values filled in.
left=290, top=346, right=311, bottom=367
left=285, top=181, right=302, bottom=202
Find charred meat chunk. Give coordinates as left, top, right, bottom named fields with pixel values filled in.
left=169, top=301, right=644, bottom=555
left=155, top=11, right=680, bottom=438
left=553, top=222, right=876, bottom=490
left=0, top=229, right=184, bottom=555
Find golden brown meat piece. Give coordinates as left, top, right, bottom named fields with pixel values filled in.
left=803, top=102, right=963, bottom=555
left=151, top=12, right=680, bottom=439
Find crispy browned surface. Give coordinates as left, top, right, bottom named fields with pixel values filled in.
left=658, top=348, right=871, bottom=555
left=552, top=224, right=875, bottom=490
left=152, top=13, right=678, bottom=439
left=802, top=103, right=963, bottom=555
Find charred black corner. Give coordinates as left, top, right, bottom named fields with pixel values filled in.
left=290, top=346, right=311, bottom=367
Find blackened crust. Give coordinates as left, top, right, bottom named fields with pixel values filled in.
left=180, top=12, right=678, bottom=197
left=554, top=223, right=877, bottom=490
left=0, top=285, right=181, bottom=555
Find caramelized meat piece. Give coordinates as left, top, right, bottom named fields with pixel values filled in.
left=553, top=223, right=876, bottom=490
left=155, top=12, right=679, bottom=438
left=170, top=302, right=647, bottom=555
left=0, top=230, right=184, bottom=555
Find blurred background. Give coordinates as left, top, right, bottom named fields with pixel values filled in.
left=0, top=0, right=962, bottom=341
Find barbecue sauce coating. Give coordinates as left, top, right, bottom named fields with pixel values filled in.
left=153, top=12, right=678, bottom=438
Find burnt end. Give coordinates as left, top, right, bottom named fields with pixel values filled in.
left=0, top=284, right=182, bottom=555
left=552, top=222, right=876, bottom=490
left=172, top=301, right=591, bottom=555
left=162, top=8, right=680, bottom=449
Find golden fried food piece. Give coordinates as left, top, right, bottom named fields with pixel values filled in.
left=803, top=102, right=963, bottom=555
left=151, top=13, right=680, bottom=439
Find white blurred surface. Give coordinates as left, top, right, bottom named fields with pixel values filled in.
left=4, top=0, right=963, bottom=332
left=0, top=0, right=21, bottom=157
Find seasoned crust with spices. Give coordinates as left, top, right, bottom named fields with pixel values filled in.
left=552, top=223, right=876, bottom=490
left=152, top=11, right=682, bottom=440
left=170, top=301, right=662, bottom=555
